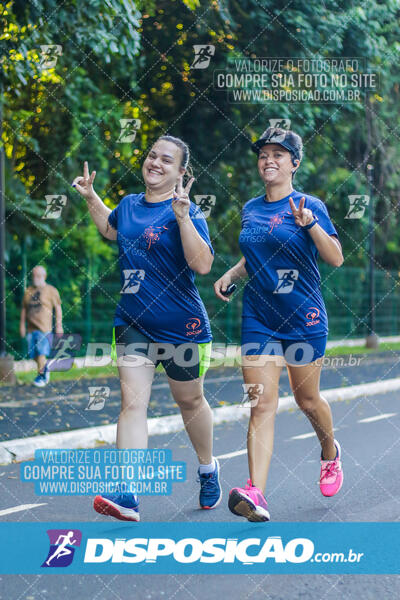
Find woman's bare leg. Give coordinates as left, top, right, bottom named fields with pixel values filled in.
left=242, top=356, right=283, bottom=491
left=286, top=360, right=336, bottom=460
left=116, top=356, right=155, bottom=449
left=167, top=374, right=213, bottom=465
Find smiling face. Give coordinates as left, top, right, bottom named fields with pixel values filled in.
left=257, top=143, right=299, bottom=186
left=142, top=139, right=185, bottom=192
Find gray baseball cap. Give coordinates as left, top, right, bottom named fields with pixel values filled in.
left=251, top=127, right=303, bottom=163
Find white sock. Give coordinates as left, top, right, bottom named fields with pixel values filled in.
left=199, top=458, right=215, bottom=474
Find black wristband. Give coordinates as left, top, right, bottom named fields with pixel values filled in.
left=301, top=214, right=319, bottom=230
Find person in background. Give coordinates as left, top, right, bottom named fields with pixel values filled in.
left=20, top=265, right=63, bottom=387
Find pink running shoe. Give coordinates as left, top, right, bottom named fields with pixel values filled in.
left=319, top=439, right=343, bottom=497
left=228, top=479, right=270, bottom=522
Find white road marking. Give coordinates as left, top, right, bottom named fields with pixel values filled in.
left=358, top=413, right=397, bottom=423
left=0, top=503, right=47, bottom=516
left=216, top=449, right=247, bottom=459
left=290, top=427, right=338, bottom=441
left=290, top=432, right=317, bottom=440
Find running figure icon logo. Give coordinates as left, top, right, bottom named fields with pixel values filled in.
left=193, top=195, right=216, bottom=219
left=269, top=118, right=291, bottom=132
left=191, top=45, right=215, bottom=69
left=240, top=383, right=264, bottom=407
left=41, top=529, right=82, bottom=568
left=345, top=195, right=370, bottom=219
left=46, top=334, right=82, bottom=371
left=42, top=195, right=67, bottom=219
left=117, top=118, right=141, bottom=143
left=305, top=307, right=321, bottom=327
left=121, top=269, right=145, bottom=294
left=39, top=44, right=62, bottom=69
left=273, top=269, right=299, bottom=294
left=86, top=386, right=110, bottom=410
left=185, top=317, right=203, bottom=336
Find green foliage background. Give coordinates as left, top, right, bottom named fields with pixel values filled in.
left=1, top=0, right=400, bottom=355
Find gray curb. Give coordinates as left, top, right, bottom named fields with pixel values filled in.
left=1, top=377, right=399, bottom=465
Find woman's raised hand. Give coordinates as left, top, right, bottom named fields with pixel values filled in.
left=289, top=196, right=314, bottom=227
left=172, top=175, right=195, bottom=221
left=71, top=161, right=97, bottom=200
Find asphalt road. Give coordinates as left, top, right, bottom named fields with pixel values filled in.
left=0, top=350, right=399, bottom=441
left=0, top=383, right=399, bottom=598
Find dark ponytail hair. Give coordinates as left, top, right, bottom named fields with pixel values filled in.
left=156, top=135, right=194, bottom=183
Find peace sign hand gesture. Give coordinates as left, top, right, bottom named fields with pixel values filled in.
left=172, top=176, right=195, bottom=222
left=289, top=196, right=314, bottom=227
left=71, top=161, right=97, bottom=201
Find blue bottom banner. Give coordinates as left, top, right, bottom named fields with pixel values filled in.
left=0, top=522, right=398, bottom=574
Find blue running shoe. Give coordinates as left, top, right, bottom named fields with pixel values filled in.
left=33, top=373, right=46, bottom=387
left=94, top=491, right=140, bottom=522
left=197, top=457, right=222, bottom=509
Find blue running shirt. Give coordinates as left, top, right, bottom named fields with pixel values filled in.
left=239, top=189, right=339, bottom=339
left=108, top=193, right=214, bottom=343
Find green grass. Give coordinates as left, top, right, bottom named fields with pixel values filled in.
left=9, top=340, right=400, bottom=386
left=325, top=341, right=400, bottom=356
left=15, top=363, right=118, bottom=385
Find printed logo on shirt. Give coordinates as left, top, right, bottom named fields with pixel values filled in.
left=269, top=210, right=292, bottom=233
left=143, top=225, right=169, bottom=250
left=305, top=307, right=321, bottom=326
left=185, top=317, right=203, bottom=336
left=27, top=290, right=42, bottom=313
left=121, top=269, right=145, bottom=294
left=273, top=269, right=299, bottom=294
left=41, top=529, right=82, bottom=568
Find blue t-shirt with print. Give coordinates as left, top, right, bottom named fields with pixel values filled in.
left=239, top=189, right=339, bottom=340
left=108, top=192, right=214, bottom=343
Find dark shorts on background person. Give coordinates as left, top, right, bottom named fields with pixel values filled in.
left=241, top=326, right=327, bottom=366
left=26, top=330, right=52, bottom=359
left=112, top=324, right=212, bottom=382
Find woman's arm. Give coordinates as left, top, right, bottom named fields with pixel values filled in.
left=307, top=228, right=343, bottom=267
left=86, top=191, right=117, bottom=241
left=289, top=196, right=343, bottom=267
left=176, top=216, right=214, bottom=274
left=171, top=175, right=213, bottom=274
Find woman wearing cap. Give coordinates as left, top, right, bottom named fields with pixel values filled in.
left=72, top=136, right=222, bottom=521
left=214, top=126, right=344, bottom=522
